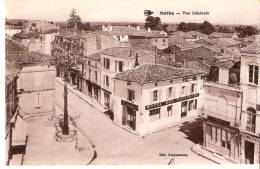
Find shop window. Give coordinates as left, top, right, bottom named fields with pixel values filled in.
left=212, top=127, right=216, bottom=142
left=149, top=108, right=161, bottom=121
left=167, top=105, right=173, bottom=117
left=221, top=130, right=226, bottom=148
left=181, top=101, right=187, bottom=117
left=94, top=88, right=98, bottom=100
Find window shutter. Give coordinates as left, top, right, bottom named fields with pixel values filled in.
left=150, top=91, right=153, bottom=104
left=158, top=90, right=161, bottom=101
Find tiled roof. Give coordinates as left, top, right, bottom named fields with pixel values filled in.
left=101, top=47, right=155, bottom=59
left=6, top=61, right=19, bottom=85
left=169, top=35, right=197, bottom=49
left=6, top=38, right=50, bottom=64
left=87, top=52, right=101, bottom=61
left=114, top=64, right=206, bottom=84
left=169, top=31, right=195, bottom=39
left=175, top=46, right=217, bottom=65
left=214, top=38, right=241, bottom=48
left=209, top=32, right=235, bottom=38
left=194, top=39, right=214, bottom=46
left=14, top=31, right=40, bottom=39
left=241, top=40, right=260, bottom=54
left=213, top=59, right=236, bottom=69
left=187, top=31, right=208, bottom=38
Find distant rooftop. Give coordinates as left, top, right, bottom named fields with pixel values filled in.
left=241, top=40, right=260, bottom=54
left=114, top=64, right=206, bottom=84
left=101, top=47, right=155, bottom=59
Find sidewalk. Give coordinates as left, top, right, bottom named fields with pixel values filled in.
left=56, top=77, right=106, bottom=113
left=22, top=113, right=95, bottom=165
left=191, top=144, right=239, bottom=164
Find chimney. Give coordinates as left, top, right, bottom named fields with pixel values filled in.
left=148, top=27, right=151, bottom=32
left=134, top=53, right=139, bottom=67
left=109, top=26, right=113, bottom=32
left=136, top=26, right=140, bottom=31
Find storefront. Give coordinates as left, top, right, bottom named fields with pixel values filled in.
left=240, top=132, right=260, bottom=164
left=203, top=116, right=240, bottom=162
left=121, top=100, right=138, bottom=130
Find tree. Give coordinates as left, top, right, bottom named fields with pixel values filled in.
left=82, top=22, right=91, bottom=31
left=236, top=26, right=257, bottom=38
left=200, top=21, right=215, bottom=35
left=145, top=16, right=161, bottom=30
left=67, top=8, right=82, bottom=30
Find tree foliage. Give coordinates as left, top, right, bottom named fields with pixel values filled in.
left=67, top=8, right=82, bottom=30
left=145, top=16, right=161, bottom=30
left=235, top=26, right=257, bottom=38
left=177, top=21, right=215, bottom=35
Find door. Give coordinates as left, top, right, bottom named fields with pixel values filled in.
left=122, top=106, right=127, bottom=125
left=245, top=141, right=254, bottom=164
left=127, top=107, right=136, bottom=130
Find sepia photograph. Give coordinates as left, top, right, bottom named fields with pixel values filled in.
left=3, top=0, right=260, bottom=167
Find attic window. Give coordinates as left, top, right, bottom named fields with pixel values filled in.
left=127, top=81, right=131, bottom=86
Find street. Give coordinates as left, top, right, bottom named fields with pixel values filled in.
left=55, top=79, right=214, bottom=164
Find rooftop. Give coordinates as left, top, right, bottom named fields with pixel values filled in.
left=6, top=61, right=19, bottom=85
left=101, top=47, right=155, bottom=59
left=187, top=31, right=208, bottom=38
left=114, top=64, right=206, bottom=84
left=169, top=31, right=195, bottom=39
left=175, top=46, right=217, bottom=65
left=209, top=32, right=235, bottom=39
left=169, top=35, right=197, bottom=49
left=86, top=52, right=101, bottom=61
left=241, top=40, right=260, bottom=54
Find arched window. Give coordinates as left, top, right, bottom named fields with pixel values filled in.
left=246, top=107, right=256, bottom=133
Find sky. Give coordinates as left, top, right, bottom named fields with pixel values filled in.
left=5, top=0, right=260, bottom=25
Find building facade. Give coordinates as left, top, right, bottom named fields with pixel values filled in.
left=113, top=64, right=206, bottom=136
left=17, top=65, right=56, bottom=117
left=239, top=40, right=260, bottom=164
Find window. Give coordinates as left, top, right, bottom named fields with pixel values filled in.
left=34, top=92, right=41, bottom=109
left=88, top=60, right=91, bottom=65
left=246, top=108, right=256, bottom=133
left=249, top=65, right=259, bottom=85
left=180, top=86, right=186, bottom=96
left=188, top=99, right=197, bottom=111
left=103, top=58, right=110, bottom=70
left=127, top=81, right=131, bottom=86
left=227, top=132, right=231, bottom=151
left=149, top=108, right=160, bottom=121
left=212, top=127, right=216, bottom=142
left=88, top=85, right=92, bottom=97
left=153, top=90, right=158, bottom=102
left=167, top=105, right=173, bottom=117
left=191, top=84, right=196, bottom=93
left=89, top=69, right=91, bottom=79
left=167, top=87, right=173, bottom=98
left=221, top=130, right=226, bottom=147
left=115, top=61, right=118, bottom=72
left=221, top=48, right=224, bottom=54
left=94, top=87, right=98, bottom=100
left=118, top=61, right=123, bottom=72
left=181, top=101, right=187, bottom=117
left=104, top=75, right=109, bottom=87
left=94, top=71, right=98, bottom=81
left=128, top=89, right=135, bottom=102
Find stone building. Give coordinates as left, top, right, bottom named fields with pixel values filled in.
left=113, top=64, right=206, bottom=136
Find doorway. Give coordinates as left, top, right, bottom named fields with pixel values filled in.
left=245, top=141, right=254, bottom=164
left=122, top=106, right=136, bottom=130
